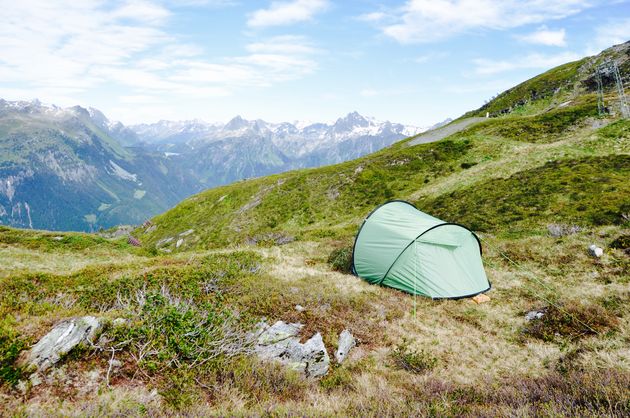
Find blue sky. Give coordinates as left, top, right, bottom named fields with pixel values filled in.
left=0, top=1, right=628, bottom=126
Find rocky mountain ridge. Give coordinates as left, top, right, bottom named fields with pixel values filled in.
left=0, top=99, right=432, bottom=231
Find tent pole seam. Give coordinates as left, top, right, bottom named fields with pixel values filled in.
left=377, top=222, right=482, bottom=286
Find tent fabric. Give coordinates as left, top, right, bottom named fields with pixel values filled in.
left=351, top=200, right=490, bottom=299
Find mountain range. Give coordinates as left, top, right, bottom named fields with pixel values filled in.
left=0, top=99, right=430, bottom=231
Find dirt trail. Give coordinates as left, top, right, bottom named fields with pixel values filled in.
left=408, top=117, right=487, bottom=146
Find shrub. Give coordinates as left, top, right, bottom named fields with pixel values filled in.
left=320, top=366, right=353, bottom=391
left=523, top=301, right=619, bottom=342
left=327, top=246, right=354, bottom=274
left=0, top=318, right=27, bottom=386
left=460, top=161, right=477, bottom=169
left=610, top=234, right=630, bottom=250
left=390, top=339, right=438, bottom=374
left=105, top=288, right=255, bottom=379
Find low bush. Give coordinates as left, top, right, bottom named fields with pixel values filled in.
left=106, top=290, right=255, bottom=375
left=522, top=301, right=619, bottom=342
left=327, top=246, right=354, bottom=274
left=610, top=234, right=630, bottom=250
left=390, top=339, right=438, bottom=374
left=460, top=161, right=478, bottom=169
left=0, top=318, right=27, bottom=387
left=320, top=366, right=353, bottom=391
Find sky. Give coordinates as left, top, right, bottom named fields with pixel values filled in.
left=0, top=0, right=629, bottom=127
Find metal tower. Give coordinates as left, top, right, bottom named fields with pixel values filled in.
left=611, top=61, right=629, bottom=118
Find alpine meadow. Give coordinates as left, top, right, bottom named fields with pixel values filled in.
left=0, top=2, right=629, bottom=417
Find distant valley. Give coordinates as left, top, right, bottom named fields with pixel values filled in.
left=0, top=99, right=433, bottom=231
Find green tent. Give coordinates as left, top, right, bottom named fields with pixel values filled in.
left=351, top=200, right=490, bottom=299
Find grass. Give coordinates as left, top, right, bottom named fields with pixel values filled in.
left=418, top=155, right=630, bottom=232
left=462, top=96, right=599, bottom=143
left=1, top=44, right=629, bottom=415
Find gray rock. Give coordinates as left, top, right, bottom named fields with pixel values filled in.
left=547, top=224, right=581, bottom=237
left=256, top=321, right=302, bottom=346
left=156, top=237, right=173, bottom=248
left=525, top=310, right=545, bottom=321
left=255, top=321, right=330, bottom=378
left=176, top=238, right=184, bottom=248
left=295, top=304, right=305, bottom=312
left=112, top=318, right=127, bottom=327
left=588, top=244, right=603, bottom=258
left=301, top=333, right=330, bottom=378
left=179, top=229, right=194, bottom=237
left=335, top=329, right=356, bottom=364
left=29, top=373, right=42, bottom=387
left=26, top=316, right=101, bottom=371
left=145, top=225, right=157, bottom=233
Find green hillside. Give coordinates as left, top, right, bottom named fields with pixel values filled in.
left=1, top=43, right=629, bottom=416
left=139, top=95, right=629, bottom=251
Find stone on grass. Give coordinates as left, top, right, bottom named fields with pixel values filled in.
left=295, top=304, right=305, bottom=312
left=472, top=293, right=491, bottom=304
left=547, top=224, right=581, bottom=238
left=26, top=316, right=101, bottom=372
left=525, top=310, right=545, bottom=321
left=255, top=321, right=330, bottom=378
left=588, top=244, right=603, bottom=258
left=335, top=329, right=356, bottom=364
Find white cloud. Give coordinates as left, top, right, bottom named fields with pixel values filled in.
left=247, top=0, right=329, bottom=28
left=0, top=0, right=321, bottom=120
left=473, top=51, right=581, bottom=75
left=357, top=12, right=388, bottom=22
left=366, top=0, right=592, bottom=44
left=589, top=18, right=630, bottom=53
left=246, top=35, right=319, bottom=55
left=518, top=27, right=567, bottom=47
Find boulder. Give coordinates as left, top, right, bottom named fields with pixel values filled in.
left=588, top=244, right=603, bottom=258
left=25, top=316, right=101, bottom=371
left=255, top=321, right=330, bottom=378
left=335, top=329, right=356, bottom=364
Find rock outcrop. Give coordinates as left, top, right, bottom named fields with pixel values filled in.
left=254, top=321, right=330, bottom=378
left=335, top=329, right=356, bottom=364
left=25, top=316, right=101, bottom=371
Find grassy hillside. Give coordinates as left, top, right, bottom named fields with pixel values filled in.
left=138, top=102, right=629, bottom=251
left=1, top=43, right=629, bottom=416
